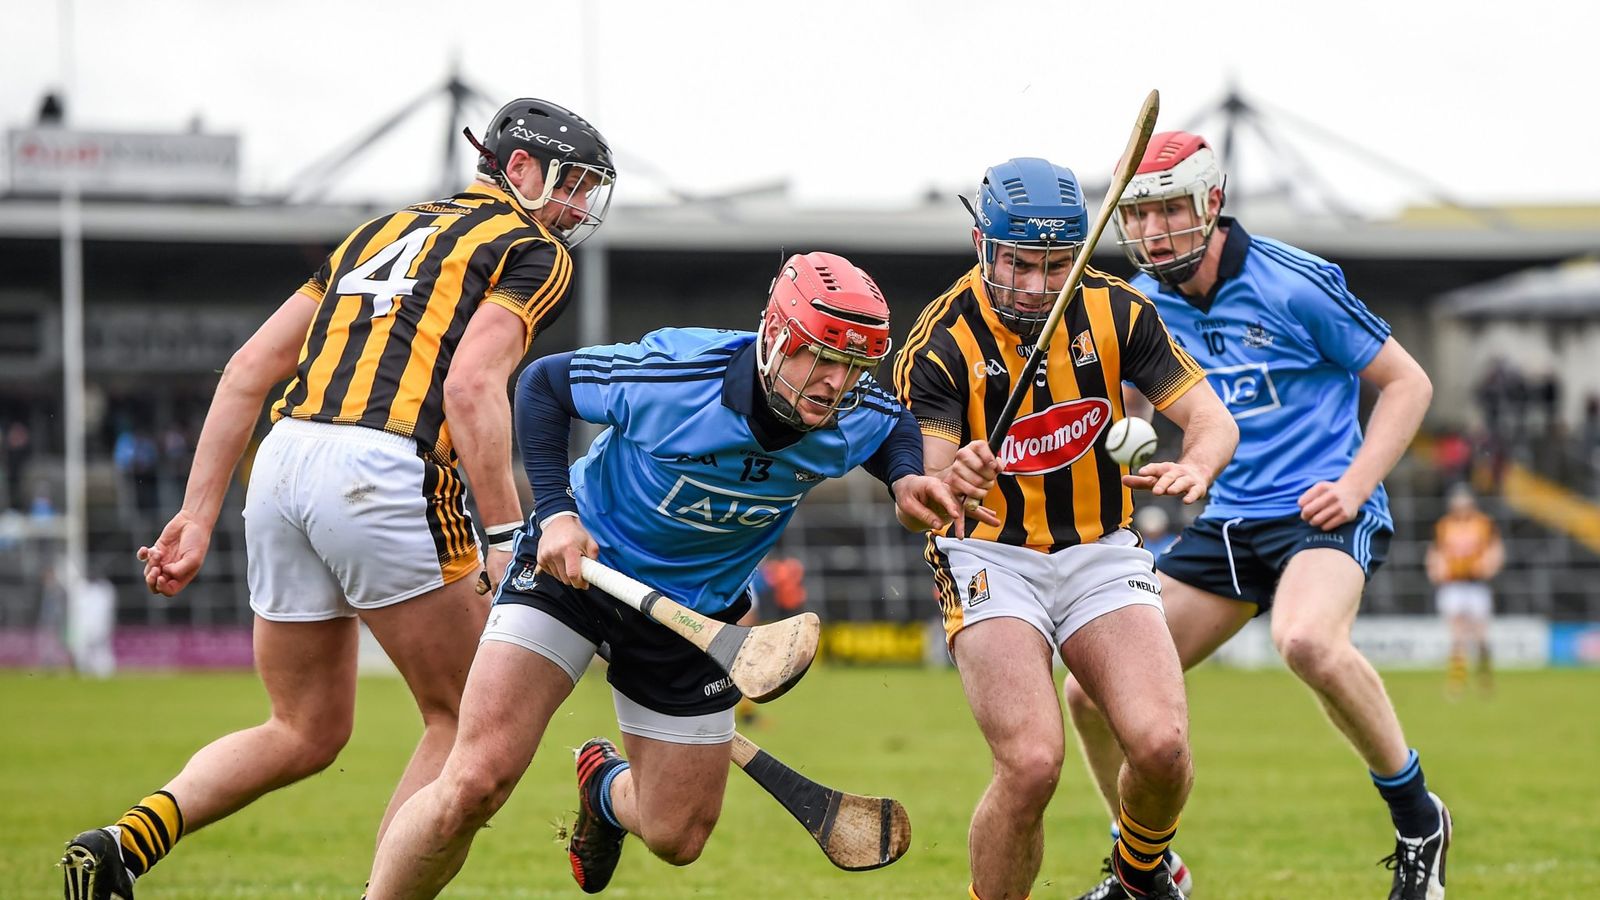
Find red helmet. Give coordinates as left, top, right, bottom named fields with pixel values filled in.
left=1114, top=130, right=1225, bottom=285
left=757, top=252, right=892, bottom=429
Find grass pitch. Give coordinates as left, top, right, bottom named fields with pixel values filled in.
left=4, top=664, right=1598, bottom=898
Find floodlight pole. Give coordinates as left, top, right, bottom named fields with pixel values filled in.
left=57, top=0, right=88, bottom=606
left=61, top=171, right=87, bottom=593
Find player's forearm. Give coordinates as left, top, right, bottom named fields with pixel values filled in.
left=178, top=369, right=271, bottom=527
left=1342, top=372, right=1432, bottom=497
left=515, top=353, right=580, bottom=522
left=863, top=409, right=925, bottom=487
left=1175, top=403, right=1238, bottom=483
left=444, top=389, right=523, bottom=527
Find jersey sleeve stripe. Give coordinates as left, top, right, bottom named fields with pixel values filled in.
left=569, top=372, right=727, bottom=386
left=922, top=349, right=959, bottom=390
left=570, top=358, right=732, bottom=375
left=856, top=399, right=905, bottom=417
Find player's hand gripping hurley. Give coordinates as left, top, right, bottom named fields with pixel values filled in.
left=730, top=732, right=912, bottom=871
left=578, top=557, right=819, bottom=702
left=966, top=90, right=1161, bottom=511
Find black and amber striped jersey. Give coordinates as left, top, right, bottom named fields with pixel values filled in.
left=894, top=265, right=1204, bottom=550
left=1433, top=510, right=1499, bottom=582
left=272, top=181, right=573, bottom=465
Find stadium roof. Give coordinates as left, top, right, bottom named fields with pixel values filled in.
left=1438, top=257, right=1600, bottom=319
left=2, top=193, right=1598, bottom=261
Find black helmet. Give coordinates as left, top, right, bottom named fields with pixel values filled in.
left=467, top=97, right=616, bottom=246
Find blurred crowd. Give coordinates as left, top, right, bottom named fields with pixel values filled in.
left=1427, top=359, right=1600, bottom=498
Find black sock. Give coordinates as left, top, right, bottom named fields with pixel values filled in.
left=1371, top=749, right=1440, bottom=838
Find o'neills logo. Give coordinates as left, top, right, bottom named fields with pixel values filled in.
left=998, top=398, right=1111, bottom=475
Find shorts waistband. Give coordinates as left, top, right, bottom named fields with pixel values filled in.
left=273, top=417, right=421, bottom=452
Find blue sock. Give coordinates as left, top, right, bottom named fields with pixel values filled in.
left=1371, top=749, right=1441, bottom=838
left=595, top=761, right=629, bottom=830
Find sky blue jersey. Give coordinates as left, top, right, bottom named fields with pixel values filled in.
left=1132, top=219, right=1392, bottom=525
left=555, top=328, right=906, bottom=614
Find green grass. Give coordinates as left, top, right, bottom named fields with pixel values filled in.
left=4, top=665, right=1598, bottom=898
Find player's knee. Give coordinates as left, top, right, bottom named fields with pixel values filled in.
left=644, top=818, right=715, bottom=866
left=443, top=759, right=518, bottom=830
left=275, top=714, right=352, bottom=777
left=994, top=740, right=1064, bottom=807
left=1124, top=725, right=1192, bottom=792
left=1273, top=627, right=1344, bottom=684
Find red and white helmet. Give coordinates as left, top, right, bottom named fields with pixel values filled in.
left=1113, top=131, right=1225, bottom=285
left=757, top=252, right=892, bottom=429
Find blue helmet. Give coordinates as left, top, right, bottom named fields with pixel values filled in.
left=969, top=158, right=1087, bottom=335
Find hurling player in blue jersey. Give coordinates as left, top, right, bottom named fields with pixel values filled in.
left=1061, top=132, right=1446, bottom=900
left=365, top=252, right=984, bottom=899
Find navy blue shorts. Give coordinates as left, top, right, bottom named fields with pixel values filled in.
left=1154, top=511, right=1391, bottom=612
left=495, top=563, right=752, bottom=718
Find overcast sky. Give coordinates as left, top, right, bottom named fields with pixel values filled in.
left=5, top=0, right=1595, bottom=217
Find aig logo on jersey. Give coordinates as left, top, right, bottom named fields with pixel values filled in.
left=966, top=569, right=991, bottom=607
left=657, top=475, right=803, bottom=533
left=1205, top=362, right=1282, bottom=419
left=998, top=398, right=1111, bottom=475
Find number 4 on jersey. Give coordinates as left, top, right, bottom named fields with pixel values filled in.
left=335, top=226, right=440, bottom=317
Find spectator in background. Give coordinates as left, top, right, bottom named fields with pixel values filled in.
left=1430, top=430, right=1473, bottom=490
left=1531, top=370, right=1560, bottom=435
left=1583, top=395, right=1600, bottom=497
left=159, top=424, right=193, bottom=510
left=29, top=481, right=57, bottom=520
left=1583, top=395, right=1600, bottom=453
left=113, top=427, right=161, bottom=514
left=1475, top=359, right=1526, bottom=448
left=67, top=563, right=118, bottom=679
left=36, top=563, right=72, bottom=669
left=3, top=420, right=33, bottom=511
left=1426, top=484, right=1504, bottom=698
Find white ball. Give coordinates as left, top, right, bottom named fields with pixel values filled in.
left=1104, top=416, right=1158, bottom=470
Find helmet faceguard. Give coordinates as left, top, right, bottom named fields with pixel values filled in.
left=465, top=98, right=616, bottom=247
left=967, top=158, right=1087, bottom=338
left=1114, top=131, right=1224, bottom=286
left=756, top=252, right=892, bottom=431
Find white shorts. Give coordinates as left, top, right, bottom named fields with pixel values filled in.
left=1436, top=582, right=1493, bottom=620
left=931, top=529, right=1163, bottom=652
left=481, top=604, right=734, bottom=745
left=245, top=418, right=481, bottom=622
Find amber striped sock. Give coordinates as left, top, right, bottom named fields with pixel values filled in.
left=1446, top=651, right=1468, bottom=693
left=114, top=791, right=184, bottom=877
left=1115, top=805, right=1178, bottom=892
